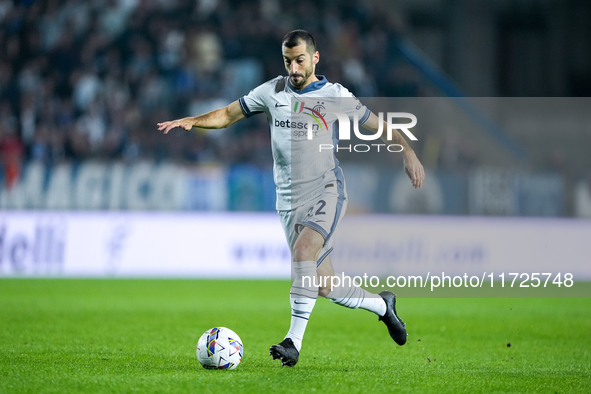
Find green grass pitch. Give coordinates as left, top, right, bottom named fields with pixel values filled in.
left=1, top=279, right=590, bottom=393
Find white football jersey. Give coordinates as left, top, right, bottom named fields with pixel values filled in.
left=239, top=75, right=370, bottom=210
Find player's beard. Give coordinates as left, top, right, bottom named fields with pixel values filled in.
left=290, top=65, right=314, bottom=90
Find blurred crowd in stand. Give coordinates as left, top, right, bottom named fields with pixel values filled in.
left=0, top=0, right=432, bottom=182
left=2, top=0, right=580, bottom=196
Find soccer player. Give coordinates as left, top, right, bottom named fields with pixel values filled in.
left=158, top=30, right=425, bottom=367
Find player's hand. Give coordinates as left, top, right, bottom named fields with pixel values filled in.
left=157, top=118, right=194, bottom=134
left=403, top=150, right=425, bottom=189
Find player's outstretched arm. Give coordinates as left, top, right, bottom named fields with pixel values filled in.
left=157, top=100, right=246, bottom=134
left=363, top=112, right=425, bottom=189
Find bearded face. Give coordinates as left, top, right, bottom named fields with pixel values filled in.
left=282, top=41, right=318, bottom=90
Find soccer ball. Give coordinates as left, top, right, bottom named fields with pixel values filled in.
left=196, top=327, right=243, bottom=370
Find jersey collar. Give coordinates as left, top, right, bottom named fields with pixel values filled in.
left=288, top=75, right=328, bottom=94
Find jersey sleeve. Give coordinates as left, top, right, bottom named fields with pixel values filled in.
left=338, top=85, right=371, bottom=125
left=238, top=77, right=279, bottom=118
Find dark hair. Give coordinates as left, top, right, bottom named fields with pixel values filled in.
left=282, top=30, right=317, bottom=54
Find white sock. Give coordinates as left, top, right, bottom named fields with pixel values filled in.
left=327, top=279, right=387, bottom=316
left=285, top=260, right=318, bottom=352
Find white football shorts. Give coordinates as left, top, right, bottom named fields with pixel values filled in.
left=278, top=183, right=348, bottom=267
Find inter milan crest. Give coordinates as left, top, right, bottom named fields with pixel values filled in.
left=313, top=101, right=326, bottom=117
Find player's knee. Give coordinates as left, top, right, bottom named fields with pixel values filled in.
left=292, top=243, right=319, bottom=262
left=293, top=227, right=325, bottom=262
